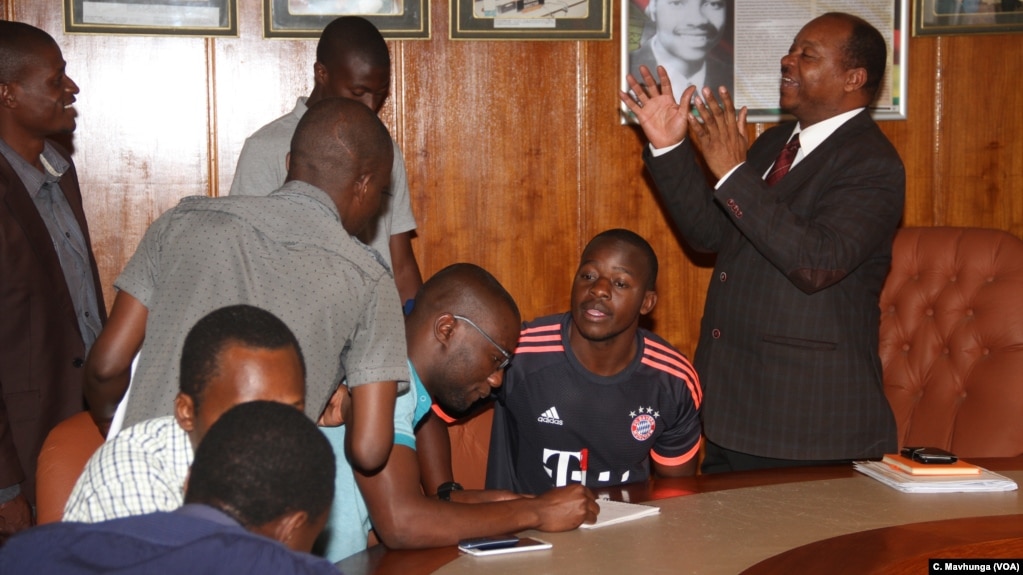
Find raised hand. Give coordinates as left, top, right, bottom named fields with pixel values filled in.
left=687, top=86, right=749, bottom=179
left=619, top=65, right=697, bottom=149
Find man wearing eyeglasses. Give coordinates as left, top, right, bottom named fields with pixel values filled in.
left=319, top=263, right=599, bottom=562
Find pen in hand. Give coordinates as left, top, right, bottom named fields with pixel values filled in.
left=580, top=448, right=588, bottom=487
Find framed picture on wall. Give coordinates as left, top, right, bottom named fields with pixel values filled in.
left=450, top=0, right=612, bottom=39
left=263, top=0, right=430, bottom=39
left=914, top=0, right=1023, bottom=36
left=64, top=0, right=238, bottom=36
left=620, top=0, right=908, bottom=123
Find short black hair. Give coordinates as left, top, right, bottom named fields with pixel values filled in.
left=826, top=12, right=888, bottom=100
left=0, top=21, right=56, bottom=83
left=179, top=305, right=305, bottom=410
left=184, top=401, right=335, bottom=528
left=316, top=16, right=389, bottom=71
left=584, top=229, right=659, bottom=290
left=412, top=262, right=520, bottom=322
left=289, top=96, right=392, bottom=181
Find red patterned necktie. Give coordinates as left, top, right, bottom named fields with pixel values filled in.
left=764, top=133, right=801, bottom=186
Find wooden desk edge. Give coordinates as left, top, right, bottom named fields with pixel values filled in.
left=336, top=457, right=1023, bottom=575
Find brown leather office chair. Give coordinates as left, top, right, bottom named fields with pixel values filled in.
left=447, top=403, right=494, bottom=490
left=880, top=227, right=1023, bottom=457
left=35, top=411, right=104, bottom=524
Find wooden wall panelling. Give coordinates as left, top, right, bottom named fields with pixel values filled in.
left=878, top=35, right=939, bottom=229
left=933, top=34, right=1023, bottom=237
left=212, top=7, right=317, bottom=197
left=399, top=1, right=586, bottom=327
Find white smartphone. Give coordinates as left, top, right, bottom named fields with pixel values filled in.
left=458, top=536, right=553, bottom=557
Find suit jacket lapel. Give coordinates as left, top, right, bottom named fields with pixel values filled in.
left=0, top=153, right=81, bottom=322
left=747, top=121, right=796, bottom=176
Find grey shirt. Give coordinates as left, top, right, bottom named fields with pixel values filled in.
left=116, top=181, right=409, bottom=427
left=229, top=97, right=417, bottom=267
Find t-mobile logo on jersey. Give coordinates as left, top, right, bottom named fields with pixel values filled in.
left=542, top=448, right=584, bottom=487
left=542, top=449, right=627, bottom=486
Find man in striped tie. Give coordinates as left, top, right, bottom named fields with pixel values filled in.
left=620, top=12, right=904, bottom=473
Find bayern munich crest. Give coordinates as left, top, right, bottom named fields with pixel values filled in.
left=629, top=406, right=659, bottom=441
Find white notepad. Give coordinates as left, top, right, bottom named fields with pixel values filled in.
left=580, top=499, right=660, bottom=529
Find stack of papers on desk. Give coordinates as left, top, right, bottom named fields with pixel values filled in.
left=580, top=499, right=660, bottom=529
left=854, top=460, right=1018, bottom=493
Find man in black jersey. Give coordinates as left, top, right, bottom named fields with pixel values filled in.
left=486, top=229, right=702, bottom=494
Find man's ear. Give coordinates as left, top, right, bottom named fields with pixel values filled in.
left=434, top=313, right=457, bottom=347
left=313, top=61, right=328, bottom=88
left=174, top=392, right=197, bottom=433
left=640, top=290, right=658, bottom=316
left=258, top=510, right=310, bottom=551
left=352, top=173, right=372, bottom=204
left=844, top=67, right=868, bottom=93
left=0, top=83, right=16, bottom=108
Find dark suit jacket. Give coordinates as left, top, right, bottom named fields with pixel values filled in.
left=629, top=42, right=733, bottom=96
left=644, top=110, right=903, bottom=460
left=0, top=141, right=105, bottom=503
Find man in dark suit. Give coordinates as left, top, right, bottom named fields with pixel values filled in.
left=628, top=0, right=732, bottom=102
left=0, top=21, right=105, bottom=539
left=620, top=12, right=903, bottom=472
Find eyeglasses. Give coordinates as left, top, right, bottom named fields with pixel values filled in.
left=453, top=314, right=512, bottom=371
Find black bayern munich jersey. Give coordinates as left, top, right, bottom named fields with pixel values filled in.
left=486, top=313, right=702, bottom=495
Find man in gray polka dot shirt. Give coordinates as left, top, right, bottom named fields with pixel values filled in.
left=83, top=98, right=409, bottom=473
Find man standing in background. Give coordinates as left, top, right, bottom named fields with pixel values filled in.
left=0, top=20, right=106, bottom=540
left=231, top=15, right=422, bottom=303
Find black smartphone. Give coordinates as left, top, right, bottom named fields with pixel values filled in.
left=457, top=535, right=520, bottom=551
left=901, top=446, right=958, bottom=464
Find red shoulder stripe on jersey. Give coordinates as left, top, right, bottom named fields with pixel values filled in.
left=643, top=338, right=687, bottom=363
left=515, top=345, right=565, bottom=354
left=520, top=324, right=561, bottom=336
left=641, top=338, right=702, bottom=404
left=516, top=324, right=563, bottom=353
left=651, top=438, right=701, bottom=467
left=432, top=403, right=456, bottom=423
left=518, top=334, right=562, bottom=344
left=640, top=356, right=702, bottom=409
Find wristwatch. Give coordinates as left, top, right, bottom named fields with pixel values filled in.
left=436, top=481, right=464, bottom=501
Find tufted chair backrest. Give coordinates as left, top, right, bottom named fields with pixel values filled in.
left=879, top=227, right=1023, bottom=457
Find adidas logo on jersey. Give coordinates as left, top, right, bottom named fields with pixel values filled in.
left=537, top=406, right=563, bottom=425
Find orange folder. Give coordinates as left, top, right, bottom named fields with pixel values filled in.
left=881, top=453, right=981, bottom=476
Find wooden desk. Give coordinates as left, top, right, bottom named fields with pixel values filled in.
left=742, top=514, right=1023, bottom=574
left=336, top=458, right=1023, bottom=575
